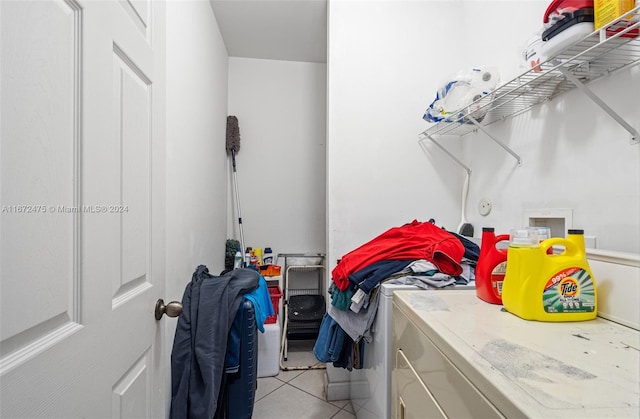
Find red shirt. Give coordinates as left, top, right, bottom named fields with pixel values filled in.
left=332, top=220, right=465, bottom=291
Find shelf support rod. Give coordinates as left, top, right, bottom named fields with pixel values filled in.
left=421, top=134, right=472, bottom=175
left=554, top=62, right=639, bottom=145
left=467, top=115, right=523, bottom=165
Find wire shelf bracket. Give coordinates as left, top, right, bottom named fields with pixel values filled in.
left=419, top=132, right=472, bottom=175
left=553, top=61, right=639, bottom=145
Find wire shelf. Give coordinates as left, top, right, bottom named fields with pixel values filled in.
left=419, top=8, right=640, bottom=140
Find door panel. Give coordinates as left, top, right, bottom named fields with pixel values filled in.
left=113, top=44, right=152, bottom=303
left=118, top=0, right=150, bottom=39
left=0, top=1, right=166, bottom=417
left=0, top=0, right=82, bottom=375
left=112, top=351, right=152, bottom=419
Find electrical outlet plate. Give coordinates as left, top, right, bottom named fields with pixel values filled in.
left=478, top=198, right=492, bottom=216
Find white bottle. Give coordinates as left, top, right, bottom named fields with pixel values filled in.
left=263, top=247, right=274, bottom=265
left=244, top=247, right=252, bottom=267
left=234, top=250, right=243, bottom=269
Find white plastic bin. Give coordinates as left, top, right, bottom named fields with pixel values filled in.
left=257, top=321, right=281, bottom=377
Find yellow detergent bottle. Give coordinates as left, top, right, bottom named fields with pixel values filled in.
left=502, top=229, right=597, bottom=322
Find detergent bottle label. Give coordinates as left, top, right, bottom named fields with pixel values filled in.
left=491, top=261, right=506, bottom=297
left=542, top=267, right=596, bottom=313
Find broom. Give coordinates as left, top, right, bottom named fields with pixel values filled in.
left=226, top=116, right=246, bottom=265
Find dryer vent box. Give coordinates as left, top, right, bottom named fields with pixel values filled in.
left=523, top=208, right=573, bottom=238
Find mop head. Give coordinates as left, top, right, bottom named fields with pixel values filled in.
left=226, top=116, right=240, bottom=154
left=225, top=239, right=240, bottom=271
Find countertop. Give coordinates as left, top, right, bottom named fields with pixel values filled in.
left=393, top=289, right=640, bottom=418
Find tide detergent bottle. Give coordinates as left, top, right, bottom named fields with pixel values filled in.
left=475, top=227, right=510, bottom=304
left=502, top=229, right=597, bottom=322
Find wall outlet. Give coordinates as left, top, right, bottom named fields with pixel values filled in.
left=478, top=198, right=492, bottom=216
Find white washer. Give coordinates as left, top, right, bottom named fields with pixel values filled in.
left=350, top=282, right=475, bottom=419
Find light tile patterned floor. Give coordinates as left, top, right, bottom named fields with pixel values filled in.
left=253, top=340, right=355, bottom=419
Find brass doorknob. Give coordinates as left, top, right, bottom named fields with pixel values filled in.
left=155, top=299, right=183, bottom=320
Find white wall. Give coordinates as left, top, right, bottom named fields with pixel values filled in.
left=227, top=57, right=327, bottom=258
left=328, top=0, right=640, bottom=282
left=165, top=1, right=229, bottom=306
left=458, top=2, right=640, bottom=254
left=463, top=60, right=640, bottom=253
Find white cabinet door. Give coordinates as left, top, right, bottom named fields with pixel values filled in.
left=1, top=0, right=167, bottom=417
left=393, top=304, right=504, bottom=419
left=394, top=349, right=445, bottom=419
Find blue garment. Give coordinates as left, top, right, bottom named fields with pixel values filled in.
left=243, top=275, right=274, bottom=333
left=331, top=330, right=354, bottom=369
left=313, top=313, right=347, bottom=363
left=170, top=266, right=259, bottom=419
left=331, top=287, right=354, bottom=311
left=226, top=275, right=272, bottom=373
left=348, top=259, right=413, bottom=294
left=219, top=299, right=258, bottom=419
left=450, top=231, right=480, bottom=261
left=225, top=300, right=244, bottom=374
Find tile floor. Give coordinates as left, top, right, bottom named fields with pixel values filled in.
left=252, top=340, right=355, bottom=419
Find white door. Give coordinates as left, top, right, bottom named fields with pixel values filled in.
left=1, top=0, right=168, bottom=417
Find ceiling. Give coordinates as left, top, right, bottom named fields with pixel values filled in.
left=210, top=0, right=327, bottom=63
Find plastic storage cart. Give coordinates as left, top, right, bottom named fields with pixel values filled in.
left=277, top=253, right=326, bottom=371
left=257, top=285, right=283, bottom=378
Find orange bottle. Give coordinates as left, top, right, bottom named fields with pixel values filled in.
left=475, top=227, right=509, bottom=304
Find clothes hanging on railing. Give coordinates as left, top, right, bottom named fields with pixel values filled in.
left=224, top=275, right=273, bottom=374
left=170, top=266, right=259, bottom=419
left=242, top=274, right=274, bottom=333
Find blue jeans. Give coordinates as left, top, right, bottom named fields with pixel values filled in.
left=313, top=313, right=346, bottom=362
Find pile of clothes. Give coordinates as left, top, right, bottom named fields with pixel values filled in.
left=313, top=219, right=479, bottom=370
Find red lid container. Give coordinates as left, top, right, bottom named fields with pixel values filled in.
left=475, top=227, right=510, bottom=305
left=543, top=0, right=594, bottom=23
